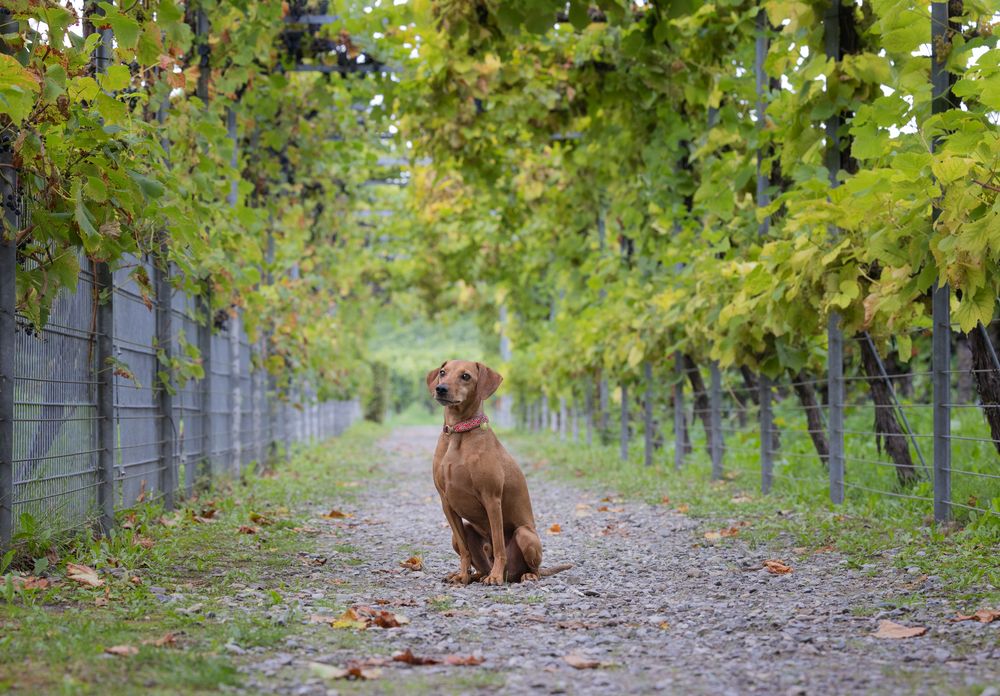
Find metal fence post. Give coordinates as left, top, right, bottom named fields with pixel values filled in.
left=709, top=361, right=724, bottom=479
left=229, top=311, right=241, bottom=473
left=0, top=48, right=15, bottom=542
left=828, top=315, right=845, bottom=504
left=931, top=0, right=954, bottom=521
left=154, top=250, right=175, bottom=508
left=619, top=382, right=629, bottom=462
left=824, top=0, right=845, bottom=505
left=673, top=351, right=685, bottom=471
left=644, top=361, right=654, bottom=467
left=197, top=293, right=212, bottom=484
left=95, top=262, right=116, bottom=534
left=759, top=375, right=773, bottom=493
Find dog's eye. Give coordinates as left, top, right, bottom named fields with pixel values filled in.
left=439, top=370, right=446, bottom=376
left=461, top=373, right=471, bottom=381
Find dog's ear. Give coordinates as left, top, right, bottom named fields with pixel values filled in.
left=426, top=361, right=447, bottom=395
left=475, top=363, right=503, bottom=401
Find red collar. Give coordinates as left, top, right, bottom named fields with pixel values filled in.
left=443, top=413, right=489, bottom=434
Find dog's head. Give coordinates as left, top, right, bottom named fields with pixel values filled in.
left=426, top=360, right=503, bottom=408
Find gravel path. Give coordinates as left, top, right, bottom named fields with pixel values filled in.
left=240, top=426, right=999, bottom=695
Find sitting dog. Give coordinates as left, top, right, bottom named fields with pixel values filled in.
left=427, top=360, right=571, bottom=584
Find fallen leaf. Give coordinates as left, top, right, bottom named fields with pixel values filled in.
left=730, top=494, right=752, bottom=503
left=763, top=560, right=792, bottom=575
left=596, top=506, right=624, bottom=513
left=872, top=620, right=927, bottom=639
left=129, top=575, right=142, bottom=585
left=308, top=661, right=381, bottom=681
left=320, top=509, right=353, bottom=519
left=548, top=523, right=562, bottom=534
left=703, top=531, right=722, bottom=541
left=370, top=609, right=410, bottom=628
left=197, top=506, right=217, bottom=519
left=292, top=526, right=319, bottom=534
left=308, top=614, right=337, bottom=624
left=66, top=563, right=104, bottom=587
left=249, top=512, right=274, bottom=526
left=660, top=495, right=670, bottom=504
left=392, top=649, right=440, bottom=666
left=675, top=503, right=690, bottom=513
left=121, top=512, right=138, bottom=529
left=400, top=556, right=423, bottom=571
left=556, top=620, right=594, bottom=630
left=563, top=653, right=603, bottom=669
left=105, top=645, right=138, bottom=657
left=11, top=575, right=53, bottom=590
left=659, top=621, right=670, bottom=630
left=238, top=525, right=260, bottom=535
left=143, top=632, right=178, bottom=647
left=94, top=596, right=109, bottom=607
left=159, top=514, right=179, bottom=527
left=443, top=654, right=485, bottom=666
left=132, top=534, right=155, bottom=549
left=951, top=609, right=1000, bottom=624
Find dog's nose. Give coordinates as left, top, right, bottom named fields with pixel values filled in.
left=435, top=384, right=449, bottom=396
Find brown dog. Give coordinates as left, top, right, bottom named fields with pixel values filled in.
left=427, top=360, right=571, bottom=585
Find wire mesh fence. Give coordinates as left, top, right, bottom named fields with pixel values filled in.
left=519, top=326, right=1000, bottom=523
left=0, top=259, right=362, bottom=546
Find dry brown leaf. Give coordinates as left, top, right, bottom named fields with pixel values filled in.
left=105, top=645, right=138, bottom=657
left=238, top=525, right=260, bottom=535
left=129, top=575, right=142, bottom=585
left=11, top=575, right=53, bottom=590
left=132, top=534, right=155, bottom=549
left=703, top=531, right=722, bottom=541
left=249, top=512, right=274, bottom=526
left=308, top=614, right=337, bottom=624
left=320, top=509, right=353, bottom=519
left=660, top=495, right=671, bottom=504
left=872, top=620, right=927, bottom=639
left=763, top=560, right=793, bottom=575
left=392, top=648, right=440, bottom=666
left=121, top=512, right=138, bottom=529
left=563, top=653, right=603, bottom=669
left=951, top=609, right=1000, bottom=624
left=94, top=596, right=109, bottom=607
left=548, top=523, right=562, bottom=534
left=443, top=654, right=485, bottom=666
left=143, top=632, right=178, bottom=648
left=159, top=514, right=179, bottom=527
left=308, top=661, right=382, bottom=681
left=400, top=556, right=423, bottom=571
left=675, top=503, right=690, bottom=513
left=66, top=563, right=104, bottom=587
left=596, top=505, right=624, bottom=513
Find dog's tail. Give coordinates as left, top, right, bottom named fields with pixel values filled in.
left=538, top=563, right=574, bottom=577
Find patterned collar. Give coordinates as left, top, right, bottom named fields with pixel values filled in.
left=443, top=413, right=489, bottom=435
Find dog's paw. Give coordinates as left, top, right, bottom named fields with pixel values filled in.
left=520, top=572, right=540, bottom=582
left=444, top=571, right=474, bottom=585
left=482, top=572, right=504, bottom=586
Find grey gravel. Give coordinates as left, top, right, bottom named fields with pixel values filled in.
left=235, top=426, right=998, bottom=695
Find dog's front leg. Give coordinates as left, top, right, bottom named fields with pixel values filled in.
left=481, top=497, right=507, bottom=585
left=440, top=502, right=475, bottom=585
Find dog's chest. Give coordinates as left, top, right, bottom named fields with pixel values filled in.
left=437, top=441, right=488, bottom=516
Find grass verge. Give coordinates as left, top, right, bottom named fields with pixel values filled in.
left=0, top=422, right=387, bottom=695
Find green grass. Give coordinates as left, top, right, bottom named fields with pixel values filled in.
left=506, top=416, right=1000, bottom=606
left=0, top=422, right=388, bottom=695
